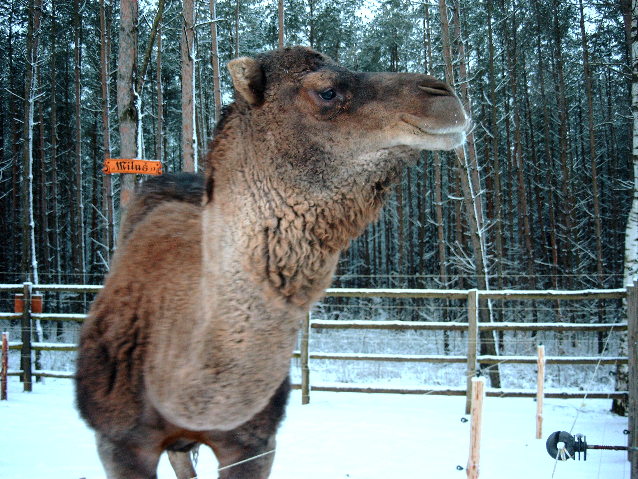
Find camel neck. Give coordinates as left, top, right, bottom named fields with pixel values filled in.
left=201, top=179, right=342, bottom=309
left=152, top=199, right=319, bottom=431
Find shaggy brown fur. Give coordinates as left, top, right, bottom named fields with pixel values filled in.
left=76, top=46, right=468, bottom=478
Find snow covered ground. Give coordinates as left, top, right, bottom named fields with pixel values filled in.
left=0, top=378, right=630, bottom=478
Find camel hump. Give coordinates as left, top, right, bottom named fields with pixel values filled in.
left=119, top=172, right=205, bottom=242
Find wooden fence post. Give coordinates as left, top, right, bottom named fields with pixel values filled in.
left=466, top=289, right=479, bottom=414
left=536, top=344, right=545, bottom=439
left=301, top=311, right=311, bottom=405
left=467, top=376, right=486, bottom=479
left=20, top=282, right=33, bottom=392
left=1, top=332, right=8, bottom=400
left=627, top=282, right=637, bottom=474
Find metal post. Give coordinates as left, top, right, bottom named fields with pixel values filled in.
left=466, top=289, right=479, bottom=414
left=21, top=282, right=33, bottom=392
left=301, top=311, right=311, bottom=405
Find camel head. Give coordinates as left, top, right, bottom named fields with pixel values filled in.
left=223, top=46, right=469, bottom=195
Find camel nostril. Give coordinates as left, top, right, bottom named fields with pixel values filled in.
left=418, top=85, right=452, bottom=96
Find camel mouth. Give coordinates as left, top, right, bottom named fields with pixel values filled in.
left=400, top=113, right=469, bottom=135
left=399, top=114, right=469, bottom=150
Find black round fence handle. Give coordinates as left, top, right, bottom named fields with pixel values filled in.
left=546, top=431, right=576, bottom=461
left=547, top=431, right=591, bottom=461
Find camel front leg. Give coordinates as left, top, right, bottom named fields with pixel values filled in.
left=213, top=434, right=277, bottom=479
left=96, top=433, right=161, bottom=479
left=210, top=377, right=290, bottom=478
left=167, top=449, right=198, bottom=479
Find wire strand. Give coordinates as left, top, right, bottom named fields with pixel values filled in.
left=217, top=449, right=276, bottom=472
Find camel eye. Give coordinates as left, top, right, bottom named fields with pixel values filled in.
left=318, top=89, right=337, bottom=101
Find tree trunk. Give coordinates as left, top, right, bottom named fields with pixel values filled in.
left=533, top=0, right=560, bottom=302
left=37, top=70, right=49, bottom=276
left=210, top=0, right=222, bottom=123
left=195, top=60, right=207, bottom=161
left=506, top=5, right=535, bottom=290
left=278, top=0, right=285, bottom=48
left=234, top=0, right=240, bottom=57
left=552, top=0, right=574, bottom=289
left=451, top=2, right=481, bottom=221
left=138, top=0, right=164, bottom=94
left=73, top=0, right=86, bottom=283
left=439, top=0, right=500, bottom=387
left=615, top=0, right=638, bottom=417
left=118, top=0, right=139, bottom=206
left=100, top=0, right=115, bottom=260
left=20, top=0, right=43, bottom=378
left=578, top=0, right=604, bottom=286
left=181, top=0, right=197, bottom=172
left=89, top=119, right=101, bottom=275
left=7, top=0, right=21, bottom=281
left=49, top=0, right=62, bottom=283
left=396, top=182, right=404, bottom=274
left=156, top=18, right=164, bottom=164
left=577, top=0, right=607, bottom=351
left=623, top=0, right=638, bottom=286
left=21, top=0, right=42, bottom=285
left=486, top=0, right=504, bottom=293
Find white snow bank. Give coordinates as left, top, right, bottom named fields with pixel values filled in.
left=0, top=378, right=630, bottom=478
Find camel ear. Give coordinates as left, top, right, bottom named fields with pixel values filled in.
left=228, top=57, right=265, bottom=106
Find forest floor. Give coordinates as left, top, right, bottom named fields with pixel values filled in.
left=0, top=377, right=630, bottom=478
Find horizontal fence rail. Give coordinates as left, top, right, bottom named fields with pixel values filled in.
left=0, top=283, right=632, bottom=406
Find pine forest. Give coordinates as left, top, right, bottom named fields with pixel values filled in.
left=0, top=0, right=635, bottom=291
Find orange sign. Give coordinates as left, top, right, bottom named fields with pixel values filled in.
left=103, top=159, right=163, bottom=175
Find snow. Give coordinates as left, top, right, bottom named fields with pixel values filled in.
left=0, top=378, right=630, bottom=478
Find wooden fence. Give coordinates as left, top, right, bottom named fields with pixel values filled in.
left=0, top=282, right=632, bottom=405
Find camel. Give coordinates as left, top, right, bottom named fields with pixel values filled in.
left=75, top=46, right=469, bottom=479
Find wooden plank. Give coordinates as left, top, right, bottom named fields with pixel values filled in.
left=291, top=384, right=469, bottom=395
left=305, top=352, right=466, bottom=363
left=31, top=284, right=102, bottom=293
left=324, top=288, right=469, bottom=299
left=536, top=345, right=545, bottom=439
left=32, top=343, right=77, bottom=352
left=311, top=320, right=625, bottom=333
left=8, top=342, right=78, bottom=352
left=490, top=390, right=627, bottom=399
left=32, top=313, right=87, bottom=322
left=33, top=370, right=75, bottom=379
left=479, top=322, right=627, bottom=332
left=288, top=384, right=626, bottom=399
left=321, top=288, right=626, bottom=301
left=311, top=320, right=467, bottom=331
left=291, top=351, right=625, bottom=365
left=477, top=355, right=627, bottom=365
left=479, top=289, right=626, bottom=300
left=0, top=284, right=26, bottom=292
left=467, top=377, right=486, bottom=479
